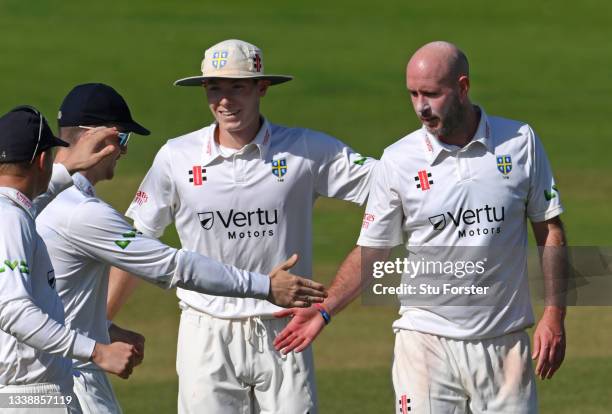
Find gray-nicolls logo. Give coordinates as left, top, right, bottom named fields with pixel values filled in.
left=198, top=212, right=214, bottom=230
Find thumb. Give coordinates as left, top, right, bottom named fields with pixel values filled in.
left=281, top=253, right=299, bottom=270
left=273, top=309, right=295, bottom=318
left=532, top=334, right=540, bottom=360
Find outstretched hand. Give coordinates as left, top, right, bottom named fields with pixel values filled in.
left=273, top=306, right=326, bottom=353
left=268, top=254, right=327, bottom=308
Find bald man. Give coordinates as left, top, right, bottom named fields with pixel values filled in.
left=274, top=41, right=567, bottom=413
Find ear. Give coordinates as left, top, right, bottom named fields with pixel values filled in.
left=458, top=75, right=470, bottom=100
left=34, top=151, right=47, bottom=171
left=257, top=80, right=271, bottom=97
left=35, top=149, right=53, bottom=172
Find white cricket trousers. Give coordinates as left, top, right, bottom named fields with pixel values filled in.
left=176, top=306, right=317, bottom=414
left=393, top=329, right=537, bottom=414
left=0, top=382, right=81, bottom=414
left=72, top=368, right=122, bottom=414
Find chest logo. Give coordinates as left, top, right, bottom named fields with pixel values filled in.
left=428, top=214, right=446, bottom=231
left=189, top=166, right=207, bottom=186
left=496, top=155, right=512, bottom=176
left=414, top=170, right=433, bottom=191
left=198, top=212, right=214, bottom=230
left=272, top=158, right=287, bottom=182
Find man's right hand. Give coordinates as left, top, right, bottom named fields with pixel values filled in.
left=273, top=306, right=326, bottom=353
left=90, top=342, right=137, bottom=379
left=268, top=254, right=327, bottom=307
left=55, top=127, right=120, bottom=174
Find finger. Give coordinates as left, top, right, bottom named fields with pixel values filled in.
left=273, top=309, right=295, bottom=319
left=290, top=301, right=309, bottom=308
left=282, top=336, right=305, bottom=354
left=93, top=144, right=120, bottom=160
left=295, top=338, right=313, bottom=353
left=531, top=334, right=540, bottom=360
left=545, top=365, right=557, bottom=380
left=273, top=327, right=295, bottom=347
left=535, top=345, right=548, bottom=377
left=297, top=286, right=327, bottom=298
left=301, top=279, right=326, bottom=292
left=275, top=333, right=298, bottom=351
left=281, top=253, right=299, bottom=270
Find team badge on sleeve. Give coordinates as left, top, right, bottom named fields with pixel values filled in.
left=189, top=166, right=207, bottom=186
left=133, top=190, right=148, bottom=206
left=544, top=184, right=560, bottom=201
left=114, top=229, right=141, bottom=250
left=362, top=213, right=375, bottom=229
left=496, top=155, right=512, bottom=176
left=272, top=158, right=287, bottom=181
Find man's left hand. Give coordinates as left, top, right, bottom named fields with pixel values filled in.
left=532, top=307, right=566, bottom=379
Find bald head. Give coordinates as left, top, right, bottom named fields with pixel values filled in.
left=406, top=42, right=477, bottom=143
left=407, top=41, right=469, bottom=86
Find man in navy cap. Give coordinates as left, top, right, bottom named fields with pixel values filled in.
left=0, top=105, right=139, bottom=413
left=36, top=83, right=328, bottom=414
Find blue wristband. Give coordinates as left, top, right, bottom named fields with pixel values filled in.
left=314, top=304, right=331, bottom=325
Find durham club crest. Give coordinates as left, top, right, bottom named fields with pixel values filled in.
left=272, top=158, right=287, bottom=181
left=496, top=155, right=512, bottom=176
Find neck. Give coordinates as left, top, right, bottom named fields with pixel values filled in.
left=0, top=175, right=38, bottom=200
left=438, top=105, right=480, bottom=147
left=217, top=117, right=263, bottom=149
left=80, top=169, right=100, bottom=186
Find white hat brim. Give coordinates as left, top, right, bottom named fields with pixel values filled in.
left=174, top=74, right=293, bottom=87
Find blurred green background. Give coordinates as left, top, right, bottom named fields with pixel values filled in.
left=1, top=0, right=610, bottom=412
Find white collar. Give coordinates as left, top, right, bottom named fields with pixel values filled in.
left=201, top=117, right=272, bottom=166
left=0, top=187, right=35, bottom=219
left=422, top=106, right=493, bottom=166
left=72, top=173, right=96, bottom=197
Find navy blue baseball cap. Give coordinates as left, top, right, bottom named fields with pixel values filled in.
left=0, top=105, right=69, bottom=163
left=57, top=83, right=150, bottom=135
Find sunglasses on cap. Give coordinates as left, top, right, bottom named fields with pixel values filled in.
left=78, top=126, right=131, bottom=147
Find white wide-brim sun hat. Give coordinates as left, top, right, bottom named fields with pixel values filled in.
left=174, top=39, right=293, bottom=86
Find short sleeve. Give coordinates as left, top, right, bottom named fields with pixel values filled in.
left=125, top=144, right=177, bottom=237
left=525, top=127, right=564, bottom=222
left=305, top=131, right=375, bottom=205
left=356, top=156, right=404, bottom=247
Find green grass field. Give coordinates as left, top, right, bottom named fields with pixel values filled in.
left=1, top=0, right=611, bottom=412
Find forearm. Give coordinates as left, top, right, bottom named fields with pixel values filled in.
left=533, top=217, right=568, bottom=310
left=172, top=250, right=270, bottom=299
left=325, top=246, right=391, bottom=315
left=0, top=298, right=95, bottom=361
left=107, top=267, right=142, bottom=320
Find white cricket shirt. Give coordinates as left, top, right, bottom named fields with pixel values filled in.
left=37, top=173, right=272, bottom=369
left=358, top=107, right=563, bottom=339
left=126, top=118, right=374, bottom=318
left=0, top=165, right=95, bottom=387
